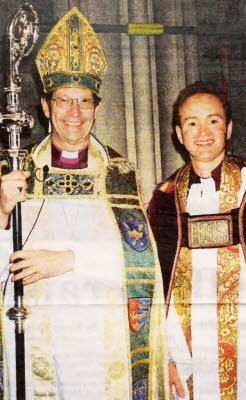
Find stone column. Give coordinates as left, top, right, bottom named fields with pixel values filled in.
left=127, top=0, right=159, bottom=203
left=182, top=0, right=199, bottom=84
left=154, top=0, right=199, bottom=179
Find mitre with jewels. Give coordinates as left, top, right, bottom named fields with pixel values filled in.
left=35, top=7, right=107, bottom=93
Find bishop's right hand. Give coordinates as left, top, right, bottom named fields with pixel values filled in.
left=0, top=170, right=31, bottom=229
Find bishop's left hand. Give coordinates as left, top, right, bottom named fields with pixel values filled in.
left=9, top=249, right=75, bottom=285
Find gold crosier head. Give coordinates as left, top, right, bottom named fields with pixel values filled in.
left=35, top=7, right=107, bottom=93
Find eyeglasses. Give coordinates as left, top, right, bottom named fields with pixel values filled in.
left=51, top=97, right=95, bottom=109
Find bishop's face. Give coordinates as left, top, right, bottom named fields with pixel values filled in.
left=176, top=93, right=232, bottom=168
left=41, top=87, right=100, bottom=151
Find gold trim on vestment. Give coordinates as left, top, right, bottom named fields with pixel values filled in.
left=125, top=280, right=156, bottom=285
left=217, top=246, right=240, bottom=399
left=132, top=359, right=150, bottom=368
left=217, top=158, right=242, bottom=399
left=106, top=194, right=139, bottom=199
left=131, top=348, right=150, bottom=355
left=107, top=204, right=142, bottom=210
left=173, top=247, right=192, bottom=354
left=127, top=268, right=156, bottom=273
left=177, top=164, right=190, bottom=213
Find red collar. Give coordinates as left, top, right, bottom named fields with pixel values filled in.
left=51, top=143, right=88, bottom=170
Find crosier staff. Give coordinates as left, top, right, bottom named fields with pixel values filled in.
left=0, top=4, right=39, bottom=399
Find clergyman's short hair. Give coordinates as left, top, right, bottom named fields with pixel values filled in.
left=172, top=81, right=232, bottom=131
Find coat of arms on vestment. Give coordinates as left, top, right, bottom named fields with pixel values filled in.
left=128, top=298, right=151, bottom=333
left=120, top=221, right=149, bottom=251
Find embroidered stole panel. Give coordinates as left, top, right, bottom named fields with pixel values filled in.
left=173, top=159, right=242, bottom=399
left=104, top=162, right=161, bottom=400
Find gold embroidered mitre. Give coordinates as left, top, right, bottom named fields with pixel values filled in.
left=35, top=7, right=107, bottom=93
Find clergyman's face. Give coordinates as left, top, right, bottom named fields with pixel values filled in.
left=41, top=87, right=100, bottom=151
left=176, top=93, right=232, bottom=166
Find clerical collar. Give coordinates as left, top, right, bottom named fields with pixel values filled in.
left=189, top=161, right=222, bottom=191
left=51, top=143, right=88, bottom=169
